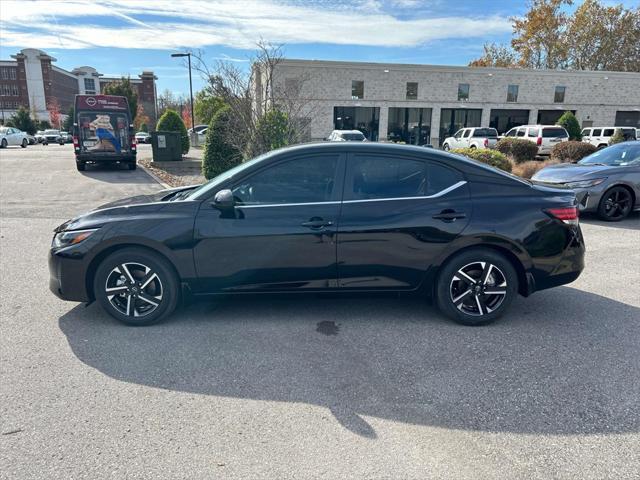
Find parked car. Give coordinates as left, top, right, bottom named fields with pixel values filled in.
left=442, top=128, right=498, bottom=151
left=581, top=127, right=637, bottom=149
left=532, top=141, right=640, bottom=221
left=135, top=131, right=151, bottom=144
left=197, top=127, right=208, bottom=144
left=0, top=126, right=28, bottom=148
left=42, top=129, right=65, bottom=145
left=188, top=124, right=208, bottom=134
left=59, top=131, right=73, bottom=143
left=49, top=142, right=585, bottom=327
left=327, top=130, right=366, bottom=142
left=503, top=125, right=569, bottom=156
left=34, top=130, right=46, bottom=143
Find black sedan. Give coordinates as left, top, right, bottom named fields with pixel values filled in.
left=49, top=143, right=585, bottom=326
left=532, top=142, right=640, bottom=221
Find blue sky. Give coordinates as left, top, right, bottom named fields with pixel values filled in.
left=1, top=0, right=638, bottom=96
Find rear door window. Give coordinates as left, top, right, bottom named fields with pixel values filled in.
left=346, top=155, right=426, bottom=200
left=542, top=128, right=568, bottom=138
left=426, top=162, right=464, bottom=196
left=592, top=128, right=602, bottom=136
left=78, top=112, right=130, bottom=153
left=462, top=129, right=472, bottom=138
left=603, top=128, right=615, bottom=136
left=516, top=129, right=526, bottom=137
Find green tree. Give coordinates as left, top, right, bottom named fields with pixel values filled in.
left=9, top=107, right=36, bottom=134
left=156, top=109, right=189, bottom=155
left=103, top=77, right=138, bottom=121
left=608, top=129, right=625, bottom=145
left=63, top=106, right=74, bottom=132
left=256, top=109, right=290, bottom=152
left=140, top=123, right=148, bottom=133
left=194, top=89, right=226, bottom=126
left=37, top=120, right=51, bottom=130
left=202, top=106, right=242, bottom=180
left=556, top=111, right=582, bottom=140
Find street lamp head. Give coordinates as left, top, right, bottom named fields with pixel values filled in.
left=171, top=53, right=189, bottom=57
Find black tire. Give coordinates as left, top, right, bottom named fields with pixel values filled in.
left=76, top=162, right=86, bottom=171
left=442, top=143, right=450, bottom=151
left=128, top=162, right=137, bottom=170
left=0, top=139, right=6, bottom=148
left=21, top=139, right=27, bottom=148
left=597, top=186, right=633, bottom=222
left=436, top=248, right=518, bottom=326
left=94, top=247, right=179, bottom=326
left=469, top=145, right=476, bottom=149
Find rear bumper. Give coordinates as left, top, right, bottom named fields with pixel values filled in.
left=531, top=226, right=585, bottom=292
left=76, top=152, right=136, bottom=163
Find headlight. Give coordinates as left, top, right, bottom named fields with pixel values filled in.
left=52, top=229, right=98, bottom=248
left=564, top=178, right=607, bottom=188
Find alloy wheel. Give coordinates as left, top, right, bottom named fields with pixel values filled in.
left=104, top=262, right=163, bottom=318
left=602, top=187, right=631, bottom=220
left=449, top=261, right=507, bottom=316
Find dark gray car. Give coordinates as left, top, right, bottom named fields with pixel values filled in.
left=532, top=142, right=640, bottom=221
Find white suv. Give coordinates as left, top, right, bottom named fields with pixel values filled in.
left=581, top=127, right=637, bottom=149
left=503, top=125, right=569, bottom=156
left=442, top=127, right=499, bottom=151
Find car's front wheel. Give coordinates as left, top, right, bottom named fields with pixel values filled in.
left=0, top=139, right=6, bottom=148
left=436, top=248, right=518, bottom=326
left=21, top=139, right=27, bottom=148
left=597, top=186, right=633, bottom=221
left=94, top=248, right=179, bottom=326
left=442, top=143, right=450, bottom=151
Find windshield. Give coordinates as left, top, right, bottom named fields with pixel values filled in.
left=579, top=142, right=640, bottom=166
left=187, top=151, right=274, bottom=200
left=44, top=130, right=59, bottom=134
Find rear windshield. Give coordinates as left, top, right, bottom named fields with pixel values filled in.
left=77, top=111, right=130, bottom=153
left=472, top=128, right=498, bottom=138
left=542, top=128, right=568, bottom=138
left=341, top=133, right=365, bottom=141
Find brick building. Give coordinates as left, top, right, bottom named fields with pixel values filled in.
left=253, top=59, right=640, bottom=146
left=0, top=48, right=157, bottom=126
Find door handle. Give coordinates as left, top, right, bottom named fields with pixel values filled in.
left=301, top=219, right=333, bottom=229
left=432, top=210, right=466, bottom=222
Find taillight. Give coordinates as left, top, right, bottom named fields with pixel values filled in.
left=536, top=137, right=542, bottom=146
left=545, top=206, right=579, bottom=225
left=483, top=138, right=488, bottom=148
left=130, top=136, right=136, bottom=151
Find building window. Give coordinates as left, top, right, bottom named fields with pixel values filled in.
left=1, top=68, right=7, bottom=80
left=0, top=84, right=9, bottom=96
left=457, top=83, right=469, bottom=101
left=84, top=78, right=96, bottom=93
left=507, top=84, right=519, bottom=102
left=9, top=68, right=16, bottom=80
left=10, top=85, right=19, bottom=96
left=406, top=82, right=418, bottom=100
left=614, top=111, right=640, bottom=128
left=351, top=80, right=364, bottom=99
left=554, top=86, right=566, bottom=103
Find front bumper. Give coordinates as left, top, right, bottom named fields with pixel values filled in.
left=49, top=248, right=91, bottom=302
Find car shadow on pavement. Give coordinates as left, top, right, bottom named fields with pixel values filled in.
left=79, top=164, right=160, bottom=185
left=580, top=212, right=640, bottom=230
left=58, top=287, right=640, bottom=438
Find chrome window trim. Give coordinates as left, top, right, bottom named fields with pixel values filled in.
left=236, top=181, right=467, bottom=209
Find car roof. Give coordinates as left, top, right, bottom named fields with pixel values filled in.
left=332, top=130, right=364, bottom=134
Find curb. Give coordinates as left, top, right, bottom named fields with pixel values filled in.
left=139, top=163, right=171, bottom=189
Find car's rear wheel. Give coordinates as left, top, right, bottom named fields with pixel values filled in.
left=597, top=186, right=633, bottom=221
left=128, top=162, right=137, bottom=170
left=21, top=139, right=27, bottom=148
left=436, top=248, right=518, bottom=326
left=76, top=162, right=86, bottom=171
left=94, top=248, right=179, bottom=326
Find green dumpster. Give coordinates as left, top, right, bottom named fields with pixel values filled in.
left=151, top=131, right=182, bottom=161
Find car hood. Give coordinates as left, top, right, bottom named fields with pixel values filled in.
left=531, top=163, right=616, bottom=183
left=54, top=185, right=200, bottom=232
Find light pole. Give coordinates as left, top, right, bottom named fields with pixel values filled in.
left=171, top=52, right=195, bottom=143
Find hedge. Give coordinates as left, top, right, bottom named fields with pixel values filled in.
left=451, top=147, right=512, bottom=172
left=202, top=106, right=242, bottom=180
left=550, top=141, right=596, bottom=163
left=495, top=137, right=539, bottom=164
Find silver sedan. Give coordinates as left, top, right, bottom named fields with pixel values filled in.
left=532, top=141, right=640, bottom=221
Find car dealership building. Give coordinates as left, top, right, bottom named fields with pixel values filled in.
left=255, top=59, right=640, bottom=146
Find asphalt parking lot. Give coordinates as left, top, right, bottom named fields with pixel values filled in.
left=1, top=143, right=639, bottom=479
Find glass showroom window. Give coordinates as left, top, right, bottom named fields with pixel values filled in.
left=458, top=83, right=470, bottom=101
left=554, top=86, right=566, bottom=103
left=507, top=84, right=519, bottom=102
left=406, top=82, right=418, bottom=100
left=352, top=80, right=364, bottom=99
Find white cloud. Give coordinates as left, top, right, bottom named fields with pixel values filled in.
left=0, top=0, right=511, bottom=51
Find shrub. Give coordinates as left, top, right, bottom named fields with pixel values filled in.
left=202, top=106, right=242, bottom=180
left=9, top=107, right=36, bottom=134
left=556, top=111, right=582, bottom=140
left=451, top=148, right=512, bottom=172
left=550, top=141, right=596, bottom=162
left=511, top=159, right=560, bottom=179
left=608, top=128, right=625, bottom=145
left=156, top=109, right=189, bottom=155
left=140, top=123, right=148, bottom=133
left=495, top=137, right=539, bottom=163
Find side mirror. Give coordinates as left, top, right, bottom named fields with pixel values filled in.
left=213, top=189, right=234, bottom=209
